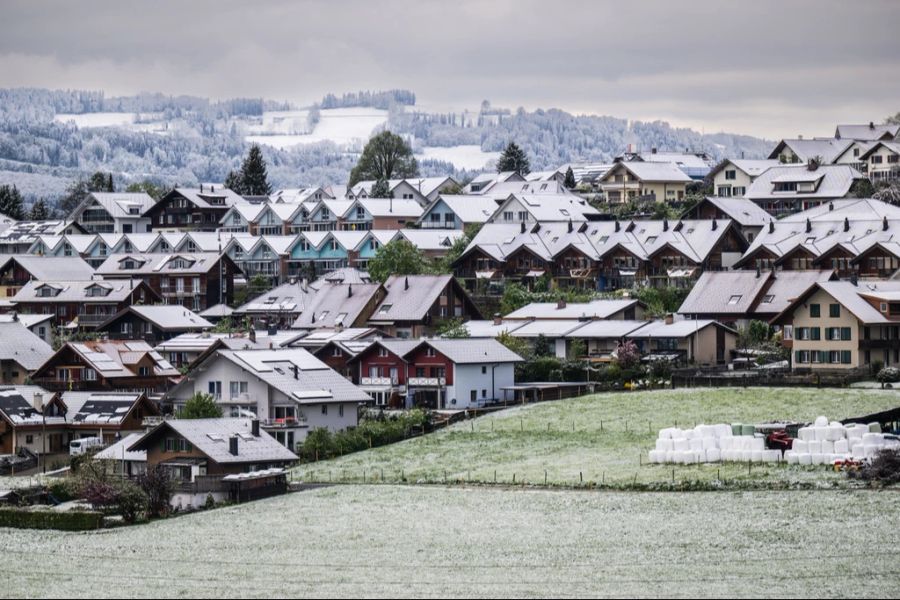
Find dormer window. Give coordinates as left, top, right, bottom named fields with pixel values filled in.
left=36, top=285, right=59, bottom=298
left=425, top=347, right=436, bottom=357
left=378, top=304, right=392, bottom=315
left=86, top=285, right=110, bottom=297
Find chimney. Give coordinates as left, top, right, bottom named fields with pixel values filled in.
left=520, top=221, right=526, bottom=233
left=348, top=284, right=353, bottom=297
left=798, top=134, right=803, bottom=140
left=10, top=311, right=17, bottom=322
left=492, top=313, right=502, bottom=326
left=711, top=219, right=718, bottom=231
left=251, top=419, right=260, bottom=437
left=292, top=364, right=299, bottom=380
left=870, top=121, right=875, bottom=130
left=567, top=220, right=573, bottom=233
left=531, top=223, right=541, bottom=233
left=844, top=217, right=850, bottom=233
left=755, top=265, right=761, bottom=278
left=578, top=222, right=587, bottom=233
left=211, top=185, right=215, bottom=192
left=614, top=220, right=621, bottom=232
left=200, top=183, right=204, bottom=193
left=229, top=436, right=239, bottom=456
left=769, top=220, right=775, bottom=234
left=884, top=216, right=889, bottom=231
left=663, top=218, right=669, bottom=232
left=850, top=274, right=858, bottom=287
left=404, top=277, right=409, bottom=291
left=665, top=313, right=674, bottom=325
left=557, top=299, right=567, bottom=310
left=32, top=392, right=43, bottom=412
left=829, top=202, right=834, bottom=211
left=651, top=147, right=657, bottom=154
left=806, top=218, right=812, bottom=233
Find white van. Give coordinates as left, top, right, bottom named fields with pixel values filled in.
left=69, top=437, right=103, bottom=456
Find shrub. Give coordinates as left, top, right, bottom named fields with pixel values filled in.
left=877, top=366, right=900, bottom=385
left=0, top=508, right=103, bottom=531
left=848, top=448, right=900, bottom=485
left=138, top=465, right=173, bottom=518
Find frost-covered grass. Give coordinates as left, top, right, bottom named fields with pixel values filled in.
left=247, top=107, right=389, bottom=148
left=296, top=388, right=900, bottom=488
left=1, top=485, right=897, bottom=598
left=53, top=112, right=137, bottom=128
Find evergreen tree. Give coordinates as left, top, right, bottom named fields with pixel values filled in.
left=564, top=166, right=576, bottom=189
left=0, top=185, right=26, bottom=220
left=107, top=173, right=114, bottom=192
left=224, top=170, right=243, bottom=194
left=367, top=240, right=429, bottom=283
left=176, top=392, right=223, bottom=419
left=59, top=179, right=90, bottom=217
left=348, top=131, right=418, bottom=186
left=29, top=198, right=50, bottom=220
left=370, top=178, right=392, bottom=198
left=239, top=145, right=272, bottom=195
left=496, top=142, right=530, bottom=176
left=89, top=171, right=113, bottom=193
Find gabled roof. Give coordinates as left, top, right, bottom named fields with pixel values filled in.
left=370, top=275, right=480, bottom=323
left=355, top=198, right=424, bottom=218
left=0, top=321, right=52, bottom=369
left=678, top=270, right=773, bottom=316
left=600, top=161, right=692, bottom=183
left=166, top=186, right=243, bottom=210
left=0, top=256, right=95, bottom=281
left=235, top=280, right=318, bottom=315
left=95, top=252, right=226, bottom=275
left=0, top=386, right=59, bottom=426
left=744, top=164, right=863, bottom=201
left=36, top=340, right=178, bottom=379
left=403, top=338, right=523, bottom=364
left=418, top=195, right=499, bottom=226
left=859, top=141, right=900, bottom=161
left=221, top=202, right=267, bottom=225
left=709, top=158, right=780, bottom=181
left=13, top=279, right=152, bottom=304
left=100, top=305, right=213, bottom=331
left=291, top=283, right=383, bottom=329
left=490, top=193, right=600, bottom=223
left=563, top=319, right=649, bottom=339
left=130, top=418, right=298, bottom=464
left=630, top=319, right=731, bottom=338
left=505, top=299, right=641, bottom=320
left=80, top=192, right=156, bottom=219
left=835, top=123, right=900, bottom=142
left=690, top=197, right=773, bottom=227
left=393, top=229, right=464, bottom=251
left=60, top=391, right=153, bottom=425
left=94, top=432, right=146, bottom=462
left=291, top=327, right=382, bottom=348
left=459, top=320, right=527, bottom=338
left=767, top=139, right=854, bottom=164
left=771, top=280, right=900, bottom=325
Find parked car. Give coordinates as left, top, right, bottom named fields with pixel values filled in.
left=69, top=437, right=103, bottom=456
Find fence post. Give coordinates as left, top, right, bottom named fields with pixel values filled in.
left=544, top=470, right=547, bottom=485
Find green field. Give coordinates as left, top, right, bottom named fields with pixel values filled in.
left=294, top=387, right=900, bottom=488
left=1, top=485, right=898, bottom=598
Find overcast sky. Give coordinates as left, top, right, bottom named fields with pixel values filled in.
left=1, top=0, right=898, bottom=139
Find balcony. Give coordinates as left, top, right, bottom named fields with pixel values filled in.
left=420, top=221, right=456, bottom=229
left=261, top=416, right=308, bottom=428
left=76, top=313, right=116, bottom=326
left=408, top=377, right=446, bottom=387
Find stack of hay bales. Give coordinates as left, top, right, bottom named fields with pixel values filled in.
left=784, top=417, right=899, bottom=465
left=648, top=423, right=780, bottom=464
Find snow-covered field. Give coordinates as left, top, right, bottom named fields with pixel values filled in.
left=54, top=112, right=138, bottom=128
left=295, top=387, right=900, bottom=488
left=418, top=145, right=500, bottom=170
left=1, top=485, right=897, bottom=598
left=246, top=107, right=388, bottom=149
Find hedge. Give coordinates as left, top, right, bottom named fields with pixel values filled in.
left=0, top=508, right=103, bottom=531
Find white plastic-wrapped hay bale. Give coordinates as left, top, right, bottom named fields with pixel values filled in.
left=689, top=438, right=704, bottom=453
left=793, top=440, right=808, bottom=453
left=763, top=450, right=780, bottom=463
left=751, top=436, right=766, bottom=451
left=834, top=439, right=849, bottom=454
left=798, top=453, right=812, bottom=465
left=814, top=416, right=829, bottom=428
left=701, top=437, right=717, bottom=450
left=868, top=422, right=882, bottom=433
left=648, top=450, right=660, bottom=463
left=696, top=450, right=708, bottom=464
left=798, top=427, right=814, bottom=441
left=814, top=427, right=827, bottom=441
left=683, top=452, right=697, bottom=464
left=715, top=424, right=732, bottom=438
left=665, top=451, right=676, bottom=463
left=886, top=438, right=900, bottom=449
left=807, top=440, right=821, bottom=454
left=750, top=450, right=763, bottom=462
left=864, top=445, right=881, bottom=459
left=706, top=448, right=721, bottom=462
left=674, top=438, right=690, bottom=452
left=825, top=425, right=844, bottom=442
left=658, top=428, right=674, bottom=440
left=741, top=449, right=753, bottom=462
left=683, top=429, right=695, bottom=440
left=656, top=439, right=673, bottom=452
left=846, top=424, right=866, bottom=440
left=811, top=453, right=825, bottom=465
left=851, top=443, right=866, bottom=459
left=820, top=440, right=835, bottom=454
left=720, top=437, right=733, bottom=451
left=863, top=432, right=885, bottom=446
left=785, top=451, right=798, bottom=464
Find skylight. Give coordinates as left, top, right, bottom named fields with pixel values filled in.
left=727, top=295, right=742, bottom=305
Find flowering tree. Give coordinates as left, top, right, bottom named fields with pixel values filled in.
left=615, top=340, right=641, bottom=370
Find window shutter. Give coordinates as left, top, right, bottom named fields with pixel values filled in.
left=841, top=327, right=851, bottom=341
left=841, top=350, right=852, bottom=364
left=811, top=328, right=821, bottom=341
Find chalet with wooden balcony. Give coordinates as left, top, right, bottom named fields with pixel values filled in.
left=0, top=256, right=94, bottom=298
left=9, top=279, right=158, bottom=329
left=146, top=185, right=243, bottom=231
left=367, top=275, right=482, bottom=338
left=30, top=340, right=179, bottom=393
left=95, top=252, right=239, bottom=312
left=348, top=339, right=420, bottom=407
left=596, top=161, right=691, bottom=204
left=96, top=305, right=214, bottom=346
left=71, top=192, right=156, bottom=234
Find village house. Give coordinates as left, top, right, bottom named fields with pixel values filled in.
left=145, top=185, right=243, bottom=231
left=291, top=282, right=384, bottom=330
left=626, top=317, right=737, bottom=365
left=218, top=203, right=267, bottom=235
left=93, top=432, right=146, bottom=477
left=463, top=171, right=526, bottom=194
left=744, top=163, right=866, bottom=216
left=858, top=141, right=900, bottom=183
left=128, top=418, right=298, bottom=507
left=348, top=177, right=459, bottom=206
left=767, top=138, right=853, bottom=166
left=0, top=220, right=83, bottom=256
left=0, top=321, right=53, bottom=385
left=708, top=159, right=780, bottom=198
left=340, top=198, right=423, bottom=230
left=154, top=331, right=280, bottom=370
left=30, top=340, right=179, bottom=394
left=59, top=391, right=160, bottom=445
left=680, top=196, right=773, bottom=244
left=96, top=305, right=214, bottom=346
left=485, top=194, right=601, bottom=224
left=0, top=256, right=95, bottom=298
left=367, top=274, right=483, bottom=338
left=95, top=252, right=239, bottom=311
left=596, top=161, right=691, bottom=204
left=834, top=122, right=900, bottom=142
left=616, top=149, right=714, bottom=180
left=400, top=338, right=523, bottom=410
left=416, top=194, right=500, bottom=229
left=0, top=313, right=55, bottom=346
left=167, top=348, right=371, bottom=449
left=771, top=280, right=900, bottom=372
left=70, top=192, right=156, bottom=234
left=348, top=339, right=421, bottom=407
left=9, top=279, right=158, bottom=330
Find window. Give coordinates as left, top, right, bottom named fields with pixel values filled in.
left=727, top=295, right=742, bottom=305
left=470, top=390, right=477, bottom=403
left=425, top=347, right=436, bottom=357
left=229, top=381, right=248, bottom=399
left=725, top=169, right=736, bottom=180
left=761, top=295, right=774, bottom=304
left=83, top=367, right=97, bottom=381
left=829, top=304, right=840, bottom=318
left=339, top=405, right=344, bottom=417
left=378, top=347, right=389, bottom=358
left=321, top=404, right=328, bottom=415
left=482, top=366, right=487, bottom=374
left=331, top=347, right=342, bottom=357
left=208, top=381, right=222, bottom=398
left=809, top=304, right=820, bottom=318
left=138, top=366, right=151, bottom=377
left=25, top=435, right=33, bottom=444
left=482, top=389, right=487, bottom=398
